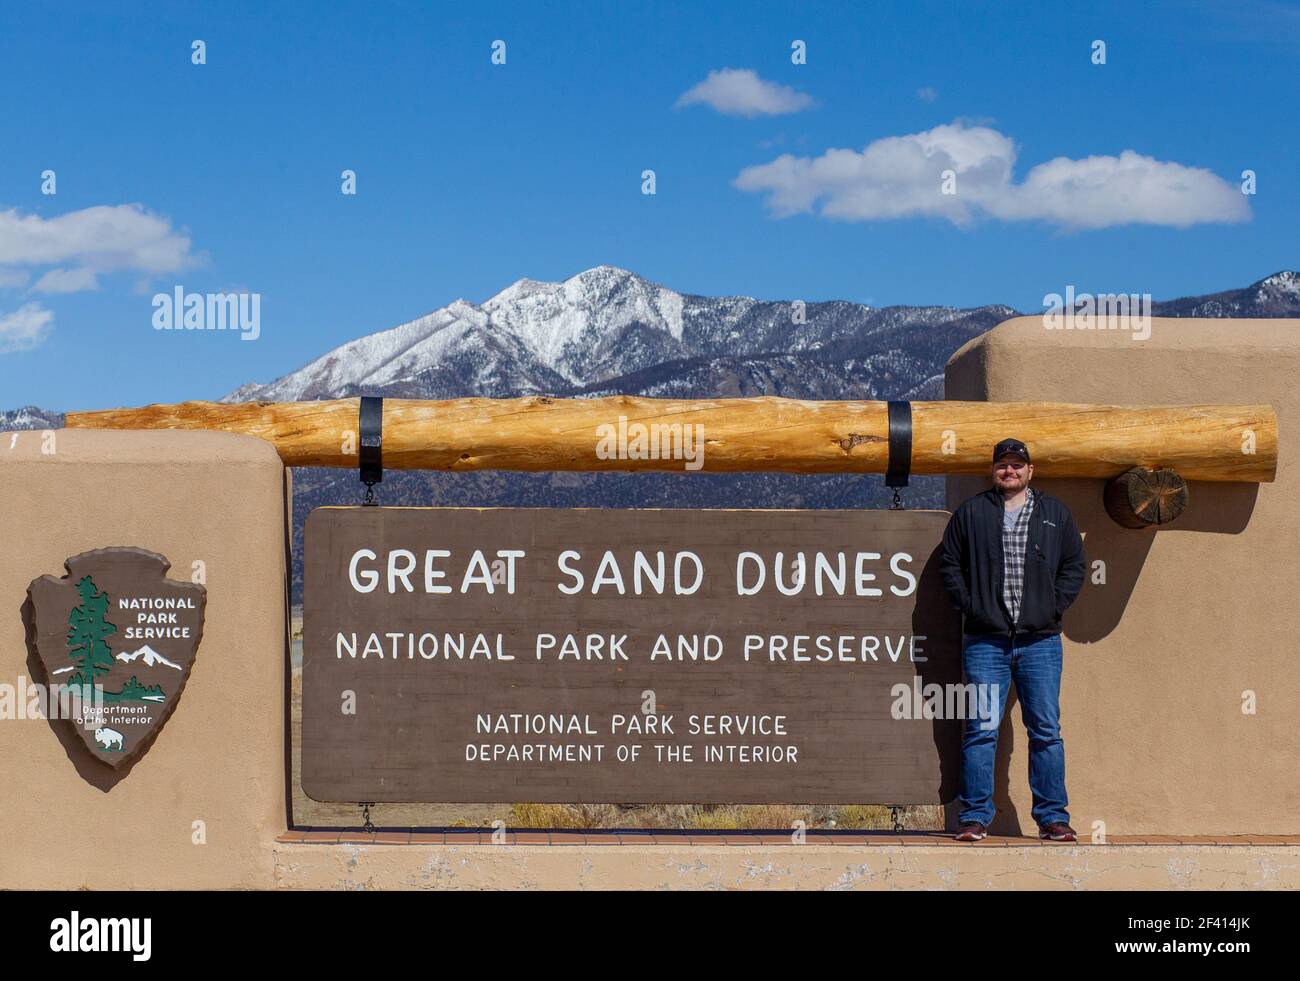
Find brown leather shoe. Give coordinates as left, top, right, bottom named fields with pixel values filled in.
left=1039, top=822, right=1077, bottom=841
left=955, top=822, right=988, bottom=841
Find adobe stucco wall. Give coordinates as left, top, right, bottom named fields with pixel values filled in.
left=0, top=430, right=288, bottom=889
left=945, top=317, right=1300, bottom=836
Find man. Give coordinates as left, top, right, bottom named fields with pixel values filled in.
left=939, top=438, right=1086, bottom=842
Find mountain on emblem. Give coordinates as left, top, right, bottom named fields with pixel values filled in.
left=27, top=547, right=205, bottom=769
left=116, top=645, right=183, bottom=671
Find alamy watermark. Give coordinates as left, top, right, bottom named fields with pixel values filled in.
left=595, top=415, right=704, bottom=471
left=1042, top=286, right=1151, bottom=340
left=890, top=678, right=1000, bottom=730
left=152, top=286, right=261, bottom=340
left=0, top=675, right=104, bottom=728
left=50, top=910, right=151, bottom=961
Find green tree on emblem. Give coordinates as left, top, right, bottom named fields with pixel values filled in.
left=66, top=575, right=117, bottom=688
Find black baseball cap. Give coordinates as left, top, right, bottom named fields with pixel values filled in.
left=993, top=438, right=1030, bottom=463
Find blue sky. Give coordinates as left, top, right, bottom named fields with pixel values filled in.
left=1, top=0, right=1296, bottom=411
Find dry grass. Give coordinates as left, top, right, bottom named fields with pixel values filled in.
left=503, top=802, right=938, bottom=830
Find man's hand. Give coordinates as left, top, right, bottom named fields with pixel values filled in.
left=939, top=506, right=972, bottom=614
left=1054, top=509, right=1086, bottom=615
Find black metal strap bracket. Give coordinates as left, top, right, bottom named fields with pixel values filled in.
left=885, top=400, right=912, bottom=510
left=359, top=396, right=383, bottom=506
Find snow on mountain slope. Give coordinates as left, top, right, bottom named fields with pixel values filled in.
left=0, top=406, right=64, bottom=430
left=483, top=265, right=686, bottom=373
left=1151, top=270, right=1300, bottom=319
left=224, top=265, right=1001, bottom=402
left=226, top=301, right=487, bottom=401
left=227, top=266, right=691, bottom=401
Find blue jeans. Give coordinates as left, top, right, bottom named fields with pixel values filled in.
left=957, top=632, right=1069, bottom=828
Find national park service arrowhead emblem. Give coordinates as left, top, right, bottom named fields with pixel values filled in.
left=27, top=547, right=205, bottom=768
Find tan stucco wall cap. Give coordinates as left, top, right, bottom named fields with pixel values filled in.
left=950, top=316, right=1300, bottom=369
left=2, top=428, right=282, bottom=467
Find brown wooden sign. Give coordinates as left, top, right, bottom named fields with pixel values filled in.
left=27, top=548, right=206, bottom=768
left=302, top=508, right=962, bottom=804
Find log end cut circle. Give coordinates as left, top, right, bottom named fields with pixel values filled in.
left=1103, top=467, right=1189, bottom=528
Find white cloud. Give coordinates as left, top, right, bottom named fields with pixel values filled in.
left=675, top=68, right=814, bottom=117
left=0, top=303, right=53, bottom=353
left=32, top=267, right=100, bottom=294
left=734, top=121, right=1250, bottom=229
left=992, top=151, right=1249, bottom=229
left=0, top=269, right=29, bottom=289
left=0, top=204, right=193, bottom=295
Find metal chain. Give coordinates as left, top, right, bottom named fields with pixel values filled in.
left=889, top=805, right=905, bottom=833
left=362, top=481, right=377, bottom=507
left=360, top=802, right=376, bottom=833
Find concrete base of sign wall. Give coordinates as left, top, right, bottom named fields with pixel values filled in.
left=268, top=840, right=1300, bottom=890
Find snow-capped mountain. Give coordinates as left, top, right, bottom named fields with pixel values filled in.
left=0, top=406, right=63, bottom=431
left=1151, top=271, right=1300, bottom=318
left=115, top=645, right=182, bottom=671
left=225, top=266, right=1300, bottom=407
left=224, top=265, right=1016, bottom=403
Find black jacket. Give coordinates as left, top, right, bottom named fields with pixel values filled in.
left=939, top=487, right=1086, bottom=637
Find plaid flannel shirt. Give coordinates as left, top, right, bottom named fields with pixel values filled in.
left=1001, top=488, right=1036, bottom=627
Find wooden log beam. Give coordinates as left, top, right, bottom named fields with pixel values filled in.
left=1103, top=467, right=1190, bottom=527
left=62, top=397, right=1278, bottom=482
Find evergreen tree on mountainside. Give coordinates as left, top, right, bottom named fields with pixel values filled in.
left=65, top=575, right=116, bottom=688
